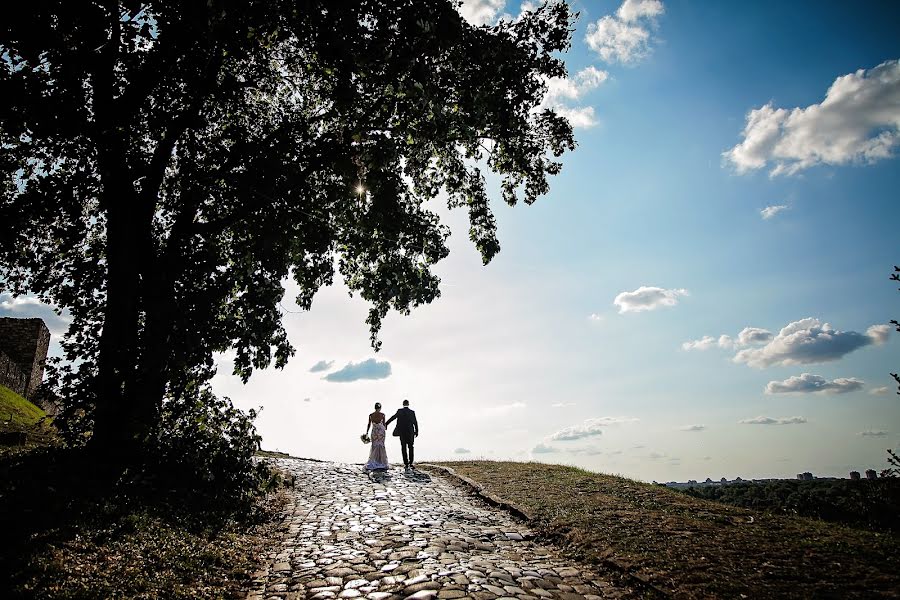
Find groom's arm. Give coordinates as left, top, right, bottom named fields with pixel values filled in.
left=385, top=411, right=397, bottom=427
left=413, top=412, right=418, bottom=436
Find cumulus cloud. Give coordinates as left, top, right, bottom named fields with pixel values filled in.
left=454, top=447, right=472, bottom=454
left=0, top=293, right=71, bottom=336
left=532, top=443, right=559, bottom=454
left=867, top=324, right=891, bottom=345
left=614, top=286, right=687, bottom=314
left=738, top=327, right=773, bottom=346
left=680, top=424, right=706, bottom=432
left=480, top=401, right=526, bottom=417
left=585, top=0, right=665, bottom=64
left=740, top=416, right=807, bottom=425
left=540, top=66, right=608, bottom=129
left=760, top=205, right=788, bottom=220
left=734, top=318, right=887, bottom=368
left=322, top=358, right=391, bottom=382
left=724, top=60, right=900, bottom=176
left=683, top=327, right=773, bottom=352
left=588, top=313, right=604, bottom=322
left=765, top=373, right=865, bottom=395
left=458, top=0, right=505, bottom=26
left=309, top=360, right=334, bottom=373
left=549, top=416, right=638, bottom=441
left=682, top=335, right=734, bottom=351
left=859, top=430, right=888, bottom=437
left=869, top=386, right=892, bottom=395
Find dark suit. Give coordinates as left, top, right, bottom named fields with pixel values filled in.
left=385, top=407, right=418, bottom=467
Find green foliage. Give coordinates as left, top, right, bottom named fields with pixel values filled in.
left=883, top=448, right=900, bottom=478
left=679, top=479, right=900, bottom=532
left=147, top=382, right=278, bottom=516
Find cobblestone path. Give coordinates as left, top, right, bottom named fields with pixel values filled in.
left=247, top=458, right=632, bottom=600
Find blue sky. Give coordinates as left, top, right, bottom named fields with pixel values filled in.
left=4, top=0, right=898, bottom=481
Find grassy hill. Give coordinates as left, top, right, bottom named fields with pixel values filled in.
left=0, top=384, right=46, bottom=431
left=433, top=460, right=900, bottom=599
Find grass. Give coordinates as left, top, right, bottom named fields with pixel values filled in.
left=0, top=383, right=47, bottom=429
left=434, top=460, right=900, bottom=599
left=0, top=384, right=58, bottom=456
left=0, top=446, right=284, bottom=599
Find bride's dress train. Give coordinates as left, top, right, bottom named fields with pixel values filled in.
left=365, top=422, right=389, bottom=471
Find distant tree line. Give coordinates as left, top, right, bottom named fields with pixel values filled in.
left=679, top=478, right=900, bottom=532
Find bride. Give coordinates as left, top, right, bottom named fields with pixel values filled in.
left=364, top=402, right=389, bottom=471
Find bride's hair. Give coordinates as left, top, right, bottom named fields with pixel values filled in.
left=374, top=402, right=381, bottom=410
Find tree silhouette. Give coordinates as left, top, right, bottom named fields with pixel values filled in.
left=891, top=266, right=900, bottom=394
left=0, top=2, right=576, bottom=460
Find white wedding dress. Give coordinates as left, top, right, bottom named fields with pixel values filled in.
left=365, top=422, right=389, bottom=471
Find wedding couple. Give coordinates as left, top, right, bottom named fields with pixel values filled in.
left=364, top=399, right=418, bottom=472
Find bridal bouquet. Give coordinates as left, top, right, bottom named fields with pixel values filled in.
left=360, top=433, right=371, bottom=444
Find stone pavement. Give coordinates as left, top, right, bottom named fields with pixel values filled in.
left=246, top=458, right=634, bottom=600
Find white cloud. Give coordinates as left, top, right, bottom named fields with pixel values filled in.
left=551, top=402, right=576, bottom=408
left=682, top=334, right=734, bottom=351
left=454, top=447, right=472, bottom=454
left=724, top=60, right=900, bottom=176
left=740, top=416, right=807, bottom=425
left=734, top=318, right=887, bottom=368
left=549, top=416, right=638, bottom=441
left=760, top=205, right=788, bottom=220
left=0, top=293, right=71, bottom=336
left=680, top=424, right=706, bottom=432
left=555, top=105, right=599, bottom=128
left=588, top=313, right=604, bottom=322
left=545, top=66, right=608, bottom=103
left=531, top=443, right=559, bottom=454
left=480, top=401, right=526, bottom=417
left=617, top=0, right=665, bottom=22
left=458, top=0, right=505, bottom=26
left=737, top=327, right=773, bottom=346
left=869, top=386, right=892, bottom=395
left=867, top=324, right=891, bottom=345
left=541, top=66, right=608, bottom=130
left=614, top=286, right=687, bottom=314
left=585, top=0, right=664, bottom=64
left=765, top=373, right=865, bottom=395
left=859, top=430, right=888, bottom=437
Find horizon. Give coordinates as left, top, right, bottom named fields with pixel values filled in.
left=3, top=0, right=898, bottom=483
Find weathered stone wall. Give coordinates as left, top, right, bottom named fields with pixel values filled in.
left=0, top=348, right=28, bottom=396
left=0, top=317, right=51, bottom=399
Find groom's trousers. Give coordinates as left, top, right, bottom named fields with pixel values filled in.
left=400, top=433, right=415, bottom=467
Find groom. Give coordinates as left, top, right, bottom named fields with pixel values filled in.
left=385, top=399, right=418, bottom=470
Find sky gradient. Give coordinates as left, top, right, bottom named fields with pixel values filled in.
left=4, top=0, right=898, bottom=482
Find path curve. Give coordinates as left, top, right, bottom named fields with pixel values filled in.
left=246, top=459, right=633, bottom=600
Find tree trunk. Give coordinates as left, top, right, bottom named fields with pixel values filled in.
left=90, top=186, right=146, bottom=462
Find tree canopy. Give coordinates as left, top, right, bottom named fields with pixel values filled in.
left=0, top=1, right=576, bottom=456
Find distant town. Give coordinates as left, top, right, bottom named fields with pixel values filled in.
left=658, top=469, right=884, bottom=489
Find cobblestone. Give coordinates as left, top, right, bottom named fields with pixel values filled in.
left=246, top=459, right=632, bottom=599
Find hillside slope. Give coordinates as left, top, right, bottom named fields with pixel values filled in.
left=0, top=384, right=45, bottom=431
left=434, top=461, right=900, bottom=599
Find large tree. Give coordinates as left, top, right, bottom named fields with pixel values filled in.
left=0, top=1, right=575, bottom=459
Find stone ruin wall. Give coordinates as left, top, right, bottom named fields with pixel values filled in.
left=0, top=348, right=28, bottom=396
left=0, top=317, right=51, bottom=399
